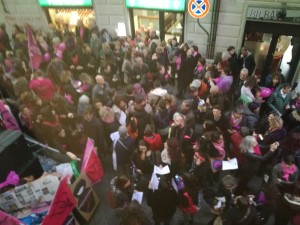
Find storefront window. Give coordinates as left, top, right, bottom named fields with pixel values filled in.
left=133, top=9, right=159, bottom=35
left=164, top=12, right=183, bottom=43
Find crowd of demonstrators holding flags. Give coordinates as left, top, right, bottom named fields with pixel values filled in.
left=0, top=20, right=300, bottom=225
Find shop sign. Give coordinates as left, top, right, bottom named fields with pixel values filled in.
left=125, top=0, right=185, bottom=12
left=38, top=0, right=93, bottom=7
left=247, top=7, right=300, bottom=23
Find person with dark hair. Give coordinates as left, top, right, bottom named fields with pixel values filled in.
left=267, top=83, right=293, bottom=116
left=240, top=76, right=258, bottom=104
left=0, top=23, right=12, bottom=57
left=222, top=196, right=259, bottom=225
left=131, top=140, right=161, bottom=191
left=110, top=175, right=134, bottom=210
left=82, top=105, right=105, bottom=154
left=177, top=172, right=200, bottom=225
left=147, top=175, right=179, bottom=225
left=119, top=200, right=152, bottom=225
left=75, top=20, right=89, bottom=44
left=271, top=154, right=299, bottom=194
left=143, top=124, right=163, bottom=152
left=238, top=46, right=256, bottom=76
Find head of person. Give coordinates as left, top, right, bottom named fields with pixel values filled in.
left=281, top=83, right=292, bottom=95
left=114, top=95, right=126, bottom=110
left=118, top=125, right=128, bottom=139
left=181, top=100, right=192, bottom=113
left=83, top=105, right=94, bottom=122
left=222, top=175, right=238, bottom=191
left=236, top=196, right=250, bottom=209
left=171, top=37, right=177, bottom=46
left=283, top=154, right=295, bottom=167
left=240, top=136, right=257, bottom=153
left=138, top=140, right=148, bottom=153
left=240, top=68, right=249, bottom=80
left=173, top=112, right=185, bottom=128
left=248, top=101, right=260, bottom=113
left=271, top=71, right=282, bottom=86
left=268, top=114, right=283, bottom=129
left=240, top=46, right=248, bottom=57
left=227, top=46, right=236, bottom=55
left=211, top=130, right=224, bottom=144
left=221, top=51, right=231, bottom=61
left=244, top=76, right=257, bottom=89
left=95, top=75, right=105, bottom=86
left=116, top=175, right=131, bottom=190
left=54, top=125, right=66, bottom=138
left=233, top=106, right=244, bottom=119
left=198, top=57, right=206, bottom=67
left=212, top=105, right=222, bottom=120
left=203, top=120, right=216, bottom=132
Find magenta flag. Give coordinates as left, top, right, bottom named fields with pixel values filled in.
left=0, top=210, right=25, bottom=225
left=26, top=26, right=43, bottom=69
left=81, top=138, right=95, bottom=171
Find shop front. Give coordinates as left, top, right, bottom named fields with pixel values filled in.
left=38, top=0, right=95, bottom=33
left=125, top=0, right=186, bottom=43
left=242, top=6, right=300, bottom=83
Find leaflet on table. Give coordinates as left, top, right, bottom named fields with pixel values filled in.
left=0, top=190, right=23, bottom=212
left=0, top=174, right=60, bottom=212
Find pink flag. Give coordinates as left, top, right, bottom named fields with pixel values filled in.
left=26, top=26, right=43, bottom=69
left=81, top=138, right=95, bottom=171
left=0, top=210, right=25, bottom=225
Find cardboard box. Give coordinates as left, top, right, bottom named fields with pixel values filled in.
left=71, top=172, right=100, bottom=222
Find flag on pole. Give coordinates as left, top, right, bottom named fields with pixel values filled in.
left=26, top=26, right=43, bottom=69
left=42, top=177, right=77, bottom=225
left=81, top=138, right=104, bottom=183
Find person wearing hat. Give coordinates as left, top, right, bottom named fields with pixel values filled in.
left=225, top=105, right=247, bottom=134
left=112, top=125, right=135, bottom=175
left=0, top=23, right=12, bottom=57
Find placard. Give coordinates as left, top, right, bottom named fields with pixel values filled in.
left=71, top=172, right=100, bottom=222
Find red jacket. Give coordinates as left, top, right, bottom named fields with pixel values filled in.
left=144, top=133, right=163, bottom=151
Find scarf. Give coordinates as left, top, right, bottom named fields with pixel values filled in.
left=253, top=145, right=262, bottom=156
left=212, top=141, right=225, bottom=159
left=282, top=162, right=296, bottom=181
left=230, top=112, right=242, bottom=130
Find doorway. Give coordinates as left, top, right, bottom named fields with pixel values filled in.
left=242, top=20, right=300, bottom=84
left=129, top=9, right=185, bottom=43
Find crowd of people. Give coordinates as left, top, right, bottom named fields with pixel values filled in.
left=0, top=20, right=300, bottom=225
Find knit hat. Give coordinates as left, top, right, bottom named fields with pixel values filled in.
left=118, top=126, right=128, bottom=138
left=248, top=102, right=260, bottom=112
left=190, top=79, right=201, bottom=89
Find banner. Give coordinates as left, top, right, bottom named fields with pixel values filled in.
left=26, top=26, right=43, bottom=69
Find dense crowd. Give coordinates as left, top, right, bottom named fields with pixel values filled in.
left=0, top=20, right=300, bottom=225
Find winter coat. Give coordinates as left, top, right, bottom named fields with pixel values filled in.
left=267, top=87, right=292, bottom=114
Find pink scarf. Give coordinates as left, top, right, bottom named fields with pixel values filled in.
left=282, top=162, right=296, bottom=181
left=212, top=141, right=225, bottom=159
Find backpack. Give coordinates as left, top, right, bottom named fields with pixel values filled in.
left=127, top=116, right=138, bottom=140
left=155, top=111, right=170, bottom=129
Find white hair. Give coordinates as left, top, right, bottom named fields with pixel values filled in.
left=240, top=136, right=256, bottom=153
left=221, top=51, right=231, bottom=61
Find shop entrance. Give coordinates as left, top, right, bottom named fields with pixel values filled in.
left=129, top=9, right=184, bottom=43
left=43, top=8, right=95, bottom=34
left=242, top=20, right=300, bottom=84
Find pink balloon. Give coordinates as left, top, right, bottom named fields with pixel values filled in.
left=260, top=87, right=272, bottom=98
left=43, top=52, right=51, bottom=62
left=58, top=42, right=66, bottom=51
left=56, top=50, right=63, bottom=59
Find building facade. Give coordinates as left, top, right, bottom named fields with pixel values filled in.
left=1, top=0, right=300, bottom=82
